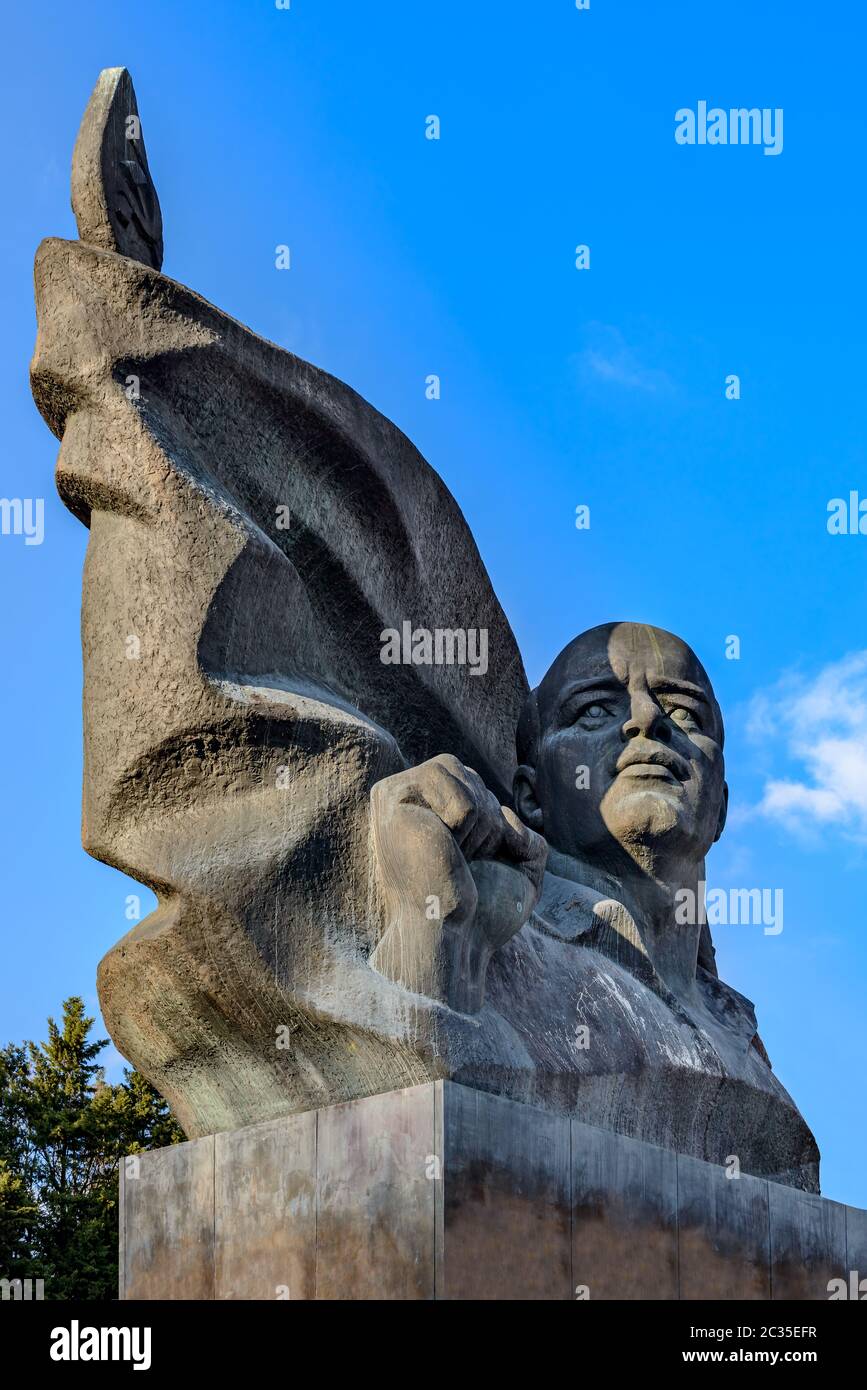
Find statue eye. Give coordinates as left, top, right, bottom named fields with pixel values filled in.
left=670, top=705, right=700, bottom=728
left=577, top=702, right=610, bottom=722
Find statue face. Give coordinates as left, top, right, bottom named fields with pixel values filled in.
left=524, top=623, right=726, bottom=871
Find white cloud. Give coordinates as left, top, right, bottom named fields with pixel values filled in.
left=748, top=651, right=867, bottom=839
left=575, top=324, right=673, bottom=394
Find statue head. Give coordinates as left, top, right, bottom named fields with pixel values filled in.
left=514, top=623, right=728, bottom=879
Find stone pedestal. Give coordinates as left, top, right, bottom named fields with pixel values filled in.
left=119, top=1082, right=864, bottom=1300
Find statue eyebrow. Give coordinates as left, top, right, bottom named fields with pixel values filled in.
left=556, top=676, right=711, bottom=709
left=648, top=678, right=710, bottom=704
left=556, top=677, right=625, bottom=710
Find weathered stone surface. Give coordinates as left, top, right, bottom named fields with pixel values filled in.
left=677, top=1153, right=771, bottom=1300
left=437, top=1084, right=571, bottom=1300
left=843, top=1205, right=867, bottom=1297
left=572, top=1119, right=678, bottom=1300
left=316, top=1086, right=435, bottom=1300
left=119, top=1084, right=855, bottom=1301
left=121, top=1134, right=214, bottom=1301
left=215, top=1113, right=316, bottom=1300
left=33, top=69, right=818, bottom=1194
left=767, top=1182, right=847, bottom=1300
left=71, top=68, right=163, bottom=270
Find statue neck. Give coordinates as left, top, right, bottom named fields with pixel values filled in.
left=546, top=845, right=706, bottom=1001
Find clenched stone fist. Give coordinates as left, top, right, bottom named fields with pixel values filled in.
left=369, top=754, right=547, bottom=1013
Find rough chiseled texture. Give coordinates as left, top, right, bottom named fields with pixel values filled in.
left=71, top=67, right=163, bottom=272
left=32, top=69, right=819, bottom=1193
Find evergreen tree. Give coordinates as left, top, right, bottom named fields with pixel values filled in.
left=0, top=1044, right=39, bottom=1278
left=0, top=997, right=183, bottom=1300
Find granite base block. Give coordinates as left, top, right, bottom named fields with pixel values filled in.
left=119, top=1082, right=864, bottom=1301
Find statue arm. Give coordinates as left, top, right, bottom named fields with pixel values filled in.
left=369, top=755, right=547, bottom=1013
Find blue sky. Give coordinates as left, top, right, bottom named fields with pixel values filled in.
left=2, top=0, right=866, bottom=1205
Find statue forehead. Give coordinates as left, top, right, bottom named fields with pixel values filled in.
left=538, top=623, right=711, bottom=715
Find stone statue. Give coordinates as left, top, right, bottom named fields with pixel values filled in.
left=31, top=69, right=819, bottom=1192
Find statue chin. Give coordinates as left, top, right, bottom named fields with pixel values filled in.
left=602, top=789, right=686, bottom=846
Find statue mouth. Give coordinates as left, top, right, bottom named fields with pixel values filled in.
left=617, top=762, right=679, bottom=781
left=614, top=745, right=688, bottom=784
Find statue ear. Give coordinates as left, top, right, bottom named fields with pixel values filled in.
left=713, top=781, right=729, bottom=843
left=514, top=764, right=544, bottom=832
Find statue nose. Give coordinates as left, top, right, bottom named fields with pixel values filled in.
left=622, top=696, right=670, bottom=742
